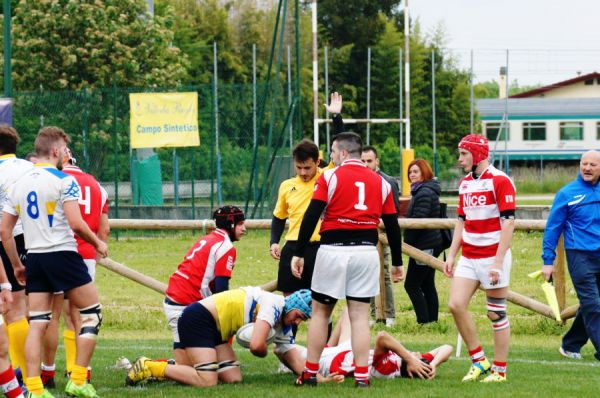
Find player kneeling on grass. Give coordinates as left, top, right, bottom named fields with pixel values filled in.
left=299, top=307, right=452, bottom=383
left=125, top=287, right=312, bottom=387
left=164, top=205, right=246, bottom=366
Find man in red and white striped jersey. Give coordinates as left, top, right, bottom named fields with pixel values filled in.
left=291, top=132, right=402, bottom=388
left=443, top=134, right=516, bottom=383
left=164, top=206, right=246, bottom=365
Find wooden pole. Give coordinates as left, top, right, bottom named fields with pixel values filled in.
left=378, top=234, right=559, bottom=321
left=554, top=236, right=566, bottom=311
left=108, top=218, right=547, bottom=231
left=375, top=241, right=386, bottom=321
left=560, top=304, right=579, bottom=320
left=98, top=257, right=167, bottom=295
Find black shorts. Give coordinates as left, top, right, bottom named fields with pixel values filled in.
left=277, top=241, right=319, bottom=293
left=0, top=234, right=27, bottom=292
left=178, top=302, right=227, bottom=349
left=26, top=251, right=92, bottom=294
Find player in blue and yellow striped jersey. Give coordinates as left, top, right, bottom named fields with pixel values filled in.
left=1, top=126, right=107, bottom=398
left=126, top=287, right=312, bottom=388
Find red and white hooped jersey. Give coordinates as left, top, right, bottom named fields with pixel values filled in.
left=318, top=341, right=405, bottom=379
left=313, top=159, right=397, bottom=233
left=457, top=165, right=516, bottom=259
left=63, top=165, right=108, bottom=259
left=166, top=229, right=236, bottom=305
left=318, top=341, right=375, bottom=377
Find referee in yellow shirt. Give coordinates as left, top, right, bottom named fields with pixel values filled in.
left=270, top=139, right=322, bottom=297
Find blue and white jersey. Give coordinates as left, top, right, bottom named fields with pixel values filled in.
left=3, top=163, right=81, bottom=253
left=542, top=173, right=600, bottom=264
left=0, top=154, right=34, bottom=238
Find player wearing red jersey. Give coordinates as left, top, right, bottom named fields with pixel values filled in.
left=164, top=206, right=246, bottom=365
left=296, top=307, right=451, bottom=382
left=291, top=132, right=402, bottom=388
left=443, top=134, right=516, bottom=383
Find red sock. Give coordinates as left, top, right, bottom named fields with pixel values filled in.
left=468, top=346, right=486, bottom=363
left=492, top=361, right=507, bottom=376
left=354, top=365, right=369, bottom=382
left=40, top=369, right=55, bottom=384
left=0, top=367, right=23, bottom=398
left=304, top=361, right=319, bottom=375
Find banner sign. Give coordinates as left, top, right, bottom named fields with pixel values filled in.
left=0, top=98, right=13, bottom=126
left=129, top=92, right=199, bottom=148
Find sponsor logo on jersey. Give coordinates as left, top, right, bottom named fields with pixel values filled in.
left=464, top=193, right=487, bottom=207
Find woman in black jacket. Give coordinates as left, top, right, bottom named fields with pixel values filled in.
left=403, top=159, right=443, bottom=324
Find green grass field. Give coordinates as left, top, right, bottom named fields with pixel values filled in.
left=53, top=230, right=599, bottom=397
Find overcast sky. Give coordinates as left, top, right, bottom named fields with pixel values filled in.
left=409, top=0, right=600, bottom=85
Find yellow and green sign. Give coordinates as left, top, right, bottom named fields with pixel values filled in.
left=129, top=92, right=200, bottom=148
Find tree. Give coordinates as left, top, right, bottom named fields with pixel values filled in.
left=156, top=0, right=248, bottom=85
left=318, top=0, right=400, bottom=49
left=11, top=0, right=188, bottom=91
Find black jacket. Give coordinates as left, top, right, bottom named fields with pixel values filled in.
left=403, top=179, right=443, bottom=250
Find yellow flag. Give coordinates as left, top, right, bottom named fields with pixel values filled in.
left=528, top=270, right=562, bottom=321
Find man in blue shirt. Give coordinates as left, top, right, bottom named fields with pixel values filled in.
left=541, top=150, right=600, bottom=361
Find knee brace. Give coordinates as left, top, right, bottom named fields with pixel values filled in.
left=486, top=297, right=509, bottom=331
left=79, top=303, right=102, bottom=340
left=217, top=360, right=241, bottom=373
left=29, top=311, right=52, bottom=323
left=194, top=362, right=218, bottom=372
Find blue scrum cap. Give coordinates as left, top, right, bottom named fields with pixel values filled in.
left=284, top=289, right=312, bottom=318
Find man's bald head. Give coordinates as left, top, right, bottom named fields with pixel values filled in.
left=580, top=150, right=600, bottom=185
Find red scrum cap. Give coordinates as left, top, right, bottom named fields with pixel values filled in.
left=458, top=134, right=489, bottom=165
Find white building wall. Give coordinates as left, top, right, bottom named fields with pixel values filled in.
left=532, top=80, right=600, bottom=98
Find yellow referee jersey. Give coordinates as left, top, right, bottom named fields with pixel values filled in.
left=273, top=169, right=322, bottom=242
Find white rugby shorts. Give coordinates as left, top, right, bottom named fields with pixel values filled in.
left=454, top=249, right=512, bottom=289
left=163, top=300, right=186, bottom=344
left=311, top=245, right=380, bottom=299
left=84, top=259, right=96, bottom=281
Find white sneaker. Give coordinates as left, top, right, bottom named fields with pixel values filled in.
left=559, top=347, right=583, bottom=359
left=278, top=362, right=293, bottom=374
left=385, top=318, right=396, bottom=327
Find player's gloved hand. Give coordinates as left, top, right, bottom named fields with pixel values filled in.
left=269, top=243, right=281, bottom=260
left=291, top=256, right=304, bottom=279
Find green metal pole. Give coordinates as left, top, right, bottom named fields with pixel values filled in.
left=3, top=0, right=12, bottom=98
left=112, top=80, right=119, bottom=239
left=294, top=0, right=302, bottom=136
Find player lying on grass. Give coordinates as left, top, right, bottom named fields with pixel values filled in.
left=125, top=287, right=313, bottom=387
left=298, top=307, right=453, bottom=382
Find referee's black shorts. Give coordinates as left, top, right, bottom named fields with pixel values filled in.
left=0, top=234, right=27, bottom=292
left=277, top=241, right=319, bottom=293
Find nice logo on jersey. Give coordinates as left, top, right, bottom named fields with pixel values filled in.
left=464, top=193, right=487, bottom=207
